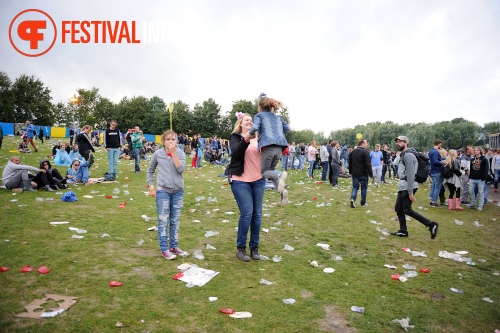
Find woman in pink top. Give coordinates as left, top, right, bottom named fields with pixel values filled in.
left=226, top=113, right=268, bottom=262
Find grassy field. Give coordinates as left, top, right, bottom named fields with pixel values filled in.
left=0, top=136, right=499, bottom=333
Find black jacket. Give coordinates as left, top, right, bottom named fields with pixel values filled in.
left=348, top=147, right=373, bottom=178
left=226, top=132, right=250, bottom=177
left=76, top=132, right=95, bottom=154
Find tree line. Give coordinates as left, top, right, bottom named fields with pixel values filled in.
left=0, top=71, right=498, bottom=151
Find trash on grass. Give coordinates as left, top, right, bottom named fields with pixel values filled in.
left=402, top=264, right=416, bottom=270
left=384, top=264, right=397, bottom=269
left=229, top=311, right=252, bottom=318
left=283, top=244, right=294, bottom=251
left=350, top=306, right=365, bottom=313
left=38, top=266, right=50, bottom=274
left=20, top=265, right=34, bottom=273
left=391, top=317, right=414, bottom=331
left=260, top=278, right=273, bottom=285
left=206, top=244, right=216, bottom=250
left=208, top=297, right=218, bottom=302
left=204, top=230, right=219, bottom=238
left=137, top=239, right=144, bottom=245
left=323, top=268, right=335, bottom=274
left=450, top=287, right=464, bottom=294
left=173, top=264, right=219, bottom=287
left=473, top=221, right=483, bottom=227
left=49, top=221, right=70, bottom=225
left=310, top=261, right=319, bottom=267
left=15, top=294, right=78, bottom=319
left=193, top=250, right=205, bottom=260
left=272, top=255, right=282, bottom=262
left=220, top=308, right=234, bottom=314
left=482, top=297, right=494, bottom=303
left=72, top=235, right=84, bottom=239
left=316, top=243, right=330, bottom=251
left=0, top=267, right=10, bottom=272
left=282, top=298, right=296, bottom=304
left=109, top=280, right=123, bottom=287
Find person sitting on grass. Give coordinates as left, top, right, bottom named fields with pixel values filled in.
left=68, top=153, right=95, bottom=186
left=54, top=143, right=73, bottom=166
left=37, top=159, right=68, bottom=190
left=119, top=144, right=132, bottom=160
left=1, top=156, right=40, bottom=192
left=17, top=140, right=30, bottom=153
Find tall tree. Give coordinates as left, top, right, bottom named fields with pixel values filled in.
left=12, top=74, right=54, bottom=125
left=192, top=98, right=222, bottom=137
left=0, top=71, right=15, bottom=123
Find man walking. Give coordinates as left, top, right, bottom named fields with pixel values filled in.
left=104, top=120, right=122, bottom=177
left=391, top=136, right=439, bottom=238
left=349, top=139, right=372, bottom=208
left=370, top=144, right=383, bottom=186
left=25, top=121, right=38, bottom=152
left=131, top=126, right=144, bottom=173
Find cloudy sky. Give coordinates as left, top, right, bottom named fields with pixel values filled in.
left=2, top=0, right=499, bottom=134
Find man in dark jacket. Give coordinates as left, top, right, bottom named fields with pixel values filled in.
left=76, top=125, right=95, bottom=161
left=468, top=147, right=489, bottom=211
left=348, top=139, right=373, bottom=208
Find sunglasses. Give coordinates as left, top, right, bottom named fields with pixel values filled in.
left=74, top=164, right=80, bottom=166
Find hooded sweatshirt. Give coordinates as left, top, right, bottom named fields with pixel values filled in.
left=2, top=161, right=39, bottom=184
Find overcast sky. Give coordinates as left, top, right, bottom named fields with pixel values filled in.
left=2, top=0, right=499, bottom=134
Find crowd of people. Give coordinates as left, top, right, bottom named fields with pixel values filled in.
left=2, top=103, right=498, bottom=262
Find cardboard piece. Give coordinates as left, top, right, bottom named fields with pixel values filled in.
left=15, top=294, right=78, bottom=319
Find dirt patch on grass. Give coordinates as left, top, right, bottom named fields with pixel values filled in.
left=317, top=305, right=357, bottom=332
left=124, top=266, right=154, bottom=279
left=300, top=289, right=314, bottom=298
left=431, top=292, right=446, bottom=300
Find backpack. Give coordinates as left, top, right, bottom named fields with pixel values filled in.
left=442, top=163, right=453, bottom=179
left=401, top=148, right=430, bottom=183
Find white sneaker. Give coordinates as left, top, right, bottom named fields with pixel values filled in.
left=277, top=171, right=287, bottom=193
left=361, top=203, right=369, bottom=207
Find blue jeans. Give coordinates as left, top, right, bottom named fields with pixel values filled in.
left=342, top=158, right=348, bottom=172
left=469, top=179, right=485, bottom=209
left=321, top=161, right=329, bottom=181
left=351, top=176, right=368, bottom=205
left=196, top=155, right=202, bottom=168
left=133, top=148, right=142, bottom=172
left=74, top=160, right=90, bottom=182
left=297, top=155, right=304, bottom=169
left=495, top=169, right=500, bottom=189
left=308, top=160, right=315, bottom=177
left=231, top=178, right=265, bottom=249
left=107, top=148, right=120, bottom=175
left=430, top=172, right=443, bottom=203
left=156, top=189, right=184, bottom=251
left=281, top=155, right=288, bottom=171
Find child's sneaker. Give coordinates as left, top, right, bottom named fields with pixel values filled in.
left=277, top=171, right=287, bottom=193
left=161, top=250, right=177, bottom=260
left=170, top=247, right=189, bottom=257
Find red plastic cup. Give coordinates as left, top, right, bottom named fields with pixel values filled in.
left=20, top=265, right=34, bottom=273
left=220, top=308, right=235, bottom=314
left=119, top=202, right=126, bottom=209
left=109, top=280, right=123, bottom=287
left=0, top=267, right=10, bottom=272
left=38, top=266, right=50, bottom=274
left=402, top=248, right=410, bottom=252
left=172, top=272, right=184, bottom=280
left=106, top=195, right=112, bottom=199
left=391, top=274, right=401, bottom=280
left=420, top=268, right=430, bottom=273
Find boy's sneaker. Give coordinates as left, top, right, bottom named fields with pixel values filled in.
left=280, top=189, right=289, bottom=206
left=430, top=202, right=439, bottom=207
left=236, top=247, right=250, bottom=262
left=477, top=207, right=482, bottom=212
left=88, top=153, right=94, bottom=165
left=429, top=222, right=439, bottom=239
left=360, top=203, right=368, bottom=207
left=277, top=171, right=287, bottom=193
left=161, top=250, right=177, bottom=260
left=170, top=247, right=189, bottom=257
left=350, top=199, right=356, bottom=208
left=390, top=230, right=409, bottom=237
left=250, top=247, right=261, bottom=260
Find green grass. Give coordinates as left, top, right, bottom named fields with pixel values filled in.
left=0, top=136, right=499, bottom=333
